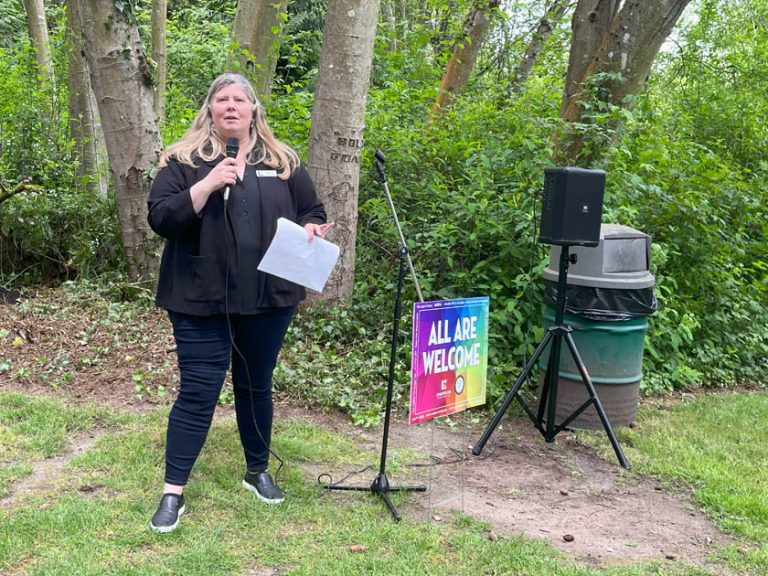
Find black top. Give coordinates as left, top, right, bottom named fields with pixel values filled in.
left=147, top=155, right=327, bottom=316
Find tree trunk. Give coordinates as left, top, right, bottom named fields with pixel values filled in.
left=228, top=0, right=288, bottom=101
left=228, top=0, right=260, bottom=71
left=381, top=0, right=398, bottom=52
left=74, top=0, right=162, bottom=282
left=307, top=0, right=381, bottom=305
left=151, top=0, right=167, bottom=125
left=556, top=0, right=692, bottom=165
left=560, top=0, right=618, bottom=117
left=66, top=0, right=108, bottom=197
left=431, top=0, right=499, bottom=116
left=250, top=0, right=289, bottom=100
left=511, top=0, right=571, bottom=90
left=22, top=0, right=55, bottom=86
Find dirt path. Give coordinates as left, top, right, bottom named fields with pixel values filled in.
left=286, top=404, right=734, bottom=569
left=1, top=429, right=106, bottom=508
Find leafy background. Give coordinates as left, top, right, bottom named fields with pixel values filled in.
left=0, top=0, right=766, bottom=424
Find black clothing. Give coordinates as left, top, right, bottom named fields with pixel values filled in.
left=164, top=309, right=294, bottom=485
left=148, top=155, right=326, bottom=315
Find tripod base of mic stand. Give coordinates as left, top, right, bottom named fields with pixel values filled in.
left=324, top=474, right=427, bottom=522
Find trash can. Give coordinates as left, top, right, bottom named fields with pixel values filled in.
left=539, top=224, right=657, bottom=429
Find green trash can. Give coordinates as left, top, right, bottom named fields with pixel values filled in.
left=539, top=224, right=657, bottom=429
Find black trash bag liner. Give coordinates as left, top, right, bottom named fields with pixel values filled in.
left=543, top=280, right=658, bottom=321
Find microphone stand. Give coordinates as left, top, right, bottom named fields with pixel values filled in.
left=375, top=150, right=423, bottom=303
left=322, top=150, right=426, bottom=522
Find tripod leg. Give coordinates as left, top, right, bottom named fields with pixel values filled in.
left=379, top=490, right=401, bottom=522
left=472, top=331, right=553, bottom=455
left=563, top=332, right=630, bottom=470
left=537, top=331, right=564, bottom=442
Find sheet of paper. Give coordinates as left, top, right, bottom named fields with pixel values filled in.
left=257, top=218, right=340, bottom=292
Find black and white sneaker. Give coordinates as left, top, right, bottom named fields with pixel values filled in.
left=242, top=471, right=285, bottom=504
left=150, top=493, right=185, bottom=533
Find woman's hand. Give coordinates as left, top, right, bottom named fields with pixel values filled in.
left=304, top=222, right=335, bottom=243
left=189, top=158, right=239, bottom=213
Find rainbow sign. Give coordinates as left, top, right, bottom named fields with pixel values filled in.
left=410, top=297, right=489, bottom=425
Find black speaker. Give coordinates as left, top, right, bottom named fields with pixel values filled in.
left=539, top=167, right=605, bottom=247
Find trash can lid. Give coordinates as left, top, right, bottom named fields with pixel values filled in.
left=542, top=224, right=656, bottom=289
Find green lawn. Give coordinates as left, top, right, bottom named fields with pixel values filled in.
left=1, top=389, right=767, bottom=575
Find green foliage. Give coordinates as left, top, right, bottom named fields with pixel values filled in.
left=274, top=0, right=326, bottom=89
left=599, top=0, right=768, bottom=393
left=1, top=0, right=766, bottom=424
left=0, top=0, right=25, bottom=49
left=276, top=304, right=402, bottom=427
left=160, top=6, right=233, bottom=143
left=0, top=36, right=128, bottom=284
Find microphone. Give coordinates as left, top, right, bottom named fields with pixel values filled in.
left=223, top=137, right=239, bottom=204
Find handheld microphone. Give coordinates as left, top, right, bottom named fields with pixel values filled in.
left=223, top=137, right=239, bottom=204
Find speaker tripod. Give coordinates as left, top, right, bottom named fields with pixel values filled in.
left=472, top=245, right=630, bottom=469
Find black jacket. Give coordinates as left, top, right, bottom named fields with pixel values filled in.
left=148, top=155, right=327, bottom=315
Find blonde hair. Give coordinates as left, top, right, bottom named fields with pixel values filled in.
left=159, top=73, right=298, bottom=179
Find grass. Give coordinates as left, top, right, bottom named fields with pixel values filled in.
left=1, top=389, right=767, bottom=575
left=615, top=391, right=768, bottom=574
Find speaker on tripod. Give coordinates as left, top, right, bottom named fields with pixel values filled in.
left=473, top=167, right=630, bottom=469
left=539, top=167, right=605, bottom=247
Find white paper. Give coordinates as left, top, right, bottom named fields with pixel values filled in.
left=257, top=218, right=340, bottom=292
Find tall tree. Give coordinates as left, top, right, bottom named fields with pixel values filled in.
left=228, top=0, right=260, bottom=71
left=228, top=0, right=289, bottom=101
left=66, top=0, right=107, bottom=197
left=151, top=0, right=167, bottom=125
left=307, top=0, right=381, bottom=305
left=381, top=0, right=398, bottom=51
left=73, top=0, right=162, bottom=281
left=555, top=0, right=692, bottom=165
left=22, top=0, right=54, bottom=86
left=431, top=0, right=500, bottom=116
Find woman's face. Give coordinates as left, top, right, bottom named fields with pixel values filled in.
left=209, top=84, right=253, bottom=142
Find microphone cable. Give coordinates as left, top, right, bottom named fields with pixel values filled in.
left=223, top=179, right=286, bottom=494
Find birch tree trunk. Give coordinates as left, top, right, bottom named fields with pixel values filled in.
left=66, top=0, right=108, bottom=197
left=22, top=0, right=55, bottom=86
left=74, top=0, right=162, bottom=282
left=431, top=0, right=499, bottom=115
left=151, top=0, right=167, bottom=125
left=307, top=0, right=381, bottom=305
left=555, top=0, right=691, bottom=165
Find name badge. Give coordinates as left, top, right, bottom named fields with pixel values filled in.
left=256, top=170, right=278, bottom=177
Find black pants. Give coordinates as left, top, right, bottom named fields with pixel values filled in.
left=164, top=307, right=295, bottom=486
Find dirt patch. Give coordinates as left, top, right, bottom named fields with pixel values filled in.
left=1, top=429, right=107, bottom=507
left=278, top=403, right=734, bottom=569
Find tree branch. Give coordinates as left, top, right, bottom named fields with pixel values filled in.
left=0, top=180, right=43, bottom=206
